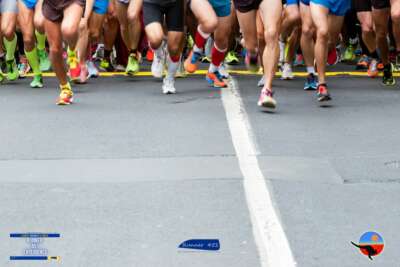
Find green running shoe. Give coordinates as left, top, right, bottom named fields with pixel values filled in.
left=343, top=45, right=356, bottom=62
left=225, top=51, right=239, bottom=65
left=6, top=59, right=19, bottom=81
left=38, top=49, right=51, bottom=72
left=126, top=53, right=140, bottom=75
left=187, top=35, right=194, bottom=49
left=30, top=74, right=43, bottom=88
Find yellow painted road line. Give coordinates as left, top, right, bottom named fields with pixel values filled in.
left=28, top=70, right=398, bottom=77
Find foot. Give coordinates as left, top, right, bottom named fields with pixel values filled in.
left=87, top=60, right=99, bottom=78
left=258, top=88, right=277, bottom=109
left=367, top=58, right=379, bottom=78
left=151, top=48, right=165, bottom=78
left=184, top=49, right=202, bottom=73
left=206, top=70, right=227, bottom=88
left=79, top=63, right=88, bottom=84
left=217, top=64, right=230, bottom=79
left=245, top=51, right=259, bottom=73
left=126, top=52, right=140, bottom=75
left=162, top=77, right=176, bottom=94
left=225, top=51, right=239, bottom=65
left=281, top=63, right=294, bottom=80
left=30, top=74, right=43, bottom=88
left=68, top=51, right=80, bottom=82
left=356, top=54, right=370, bottom=70
left=38, top=49, right=51, bottom=72
left=6, top=59, right=19, bottom=81
left=343, top=45, right=356, bottom=62
left=382, top=63, right=396, bottom=86
left=18, top=56, right=31, bottom=78
left=99, top=58, right=114, bottom=72
left=257, top=76, right=265, bottom=87
left=57, top=83, right=74, bottom=105
left=304, top=73, right=318, bottom=90
left=317, top=83, right=332, bottom=102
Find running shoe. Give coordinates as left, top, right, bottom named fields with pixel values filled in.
left=152, top=48, right=165, bottom=78
left=206, top=70, right=227, bottom=88
left=126, top=53, right=140, bottom=75
left=146, top=49, right=154, bottom=62
left=394, top=53, right=400, bottom=72
left=367, top=58, right=379, bottom=78
left=162, top=77, right=176, bottom=94
left=317, top=83, right=331, bottom=102
left=327, top=48, right=339, bottom=65
left=377, top=62, right=384, bottom=71
left=0, top=71, right=4, bottom=83
left=87, top=60, right=99, bottom=78
left=343, top=44, right=356, bottom=62
left=93, top=44, right=105, bottom=60
left=225, top=51, right=239, bottom=65
left=218, top=64, right=230, bottom=79
left=79, top=63, right=88, bottom=83
left=99, top=58, right=114, bottom=72
left=68, top=51, right=80, bottom=82
left=18, top=56, right=31, bottom=78
left=356, top=54, right=370, bottom=70
left=293, top=53, right=304, bottom=66
left=6, top=59, right=19, bottom=81
left=281, top=63, right=294, bottom=80
left=201, top=55, right=211, bottom=63
left=245, top=51, right=259, bottom=73
left=57, top=83, right=74, bottom=105
left=184, top=49, right=202, bottom=73
left=175, top=57, right=187, bottom=78
left=257, top=88, right=277, bottom=109
left=257, top=75, right=265, bottom=87
left=38, top=49, right=51, bottom=71
left=304, top=73, right=318, bottom=90
left=30, top=74, right=43, bottom=88
left=187, top=35, right=194, bottom=49
left=382, top=63, right=396, bottom=86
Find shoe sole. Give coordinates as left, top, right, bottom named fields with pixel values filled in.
left=318, top=95, right=332, bottom=102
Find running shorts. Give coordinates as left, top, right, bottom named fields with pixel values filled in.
left=118, top=0, right=130, bottom=4
left=352, top=0, right=390, bottom=12
left=302, top=0, right=350, bottom=16
left=43, top=0, right=86, bottom=22
left=283, top=0, right=299, bottom=5
left=1, top=0, right=18, bottom=13
left=93, top=0, right=109, bottom=14
left=234, top=0, right=262, bottom=13
left=22, top=0, right=38, bottom=10
left=208, top=0, right=231, bottom=17
left=143, top=0, right=184, bottom=31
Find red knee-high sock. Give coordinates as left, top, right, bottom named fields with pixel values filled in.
left=194, top=26, right=210, bottom=51
left=211, top=43, right=227, bottom=67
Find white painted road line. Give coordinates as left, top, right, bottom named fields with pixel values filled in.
left=221, top=78, right=296, bottom=267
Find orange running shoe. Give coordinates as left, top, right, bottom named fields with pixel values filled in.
left=206, top=71, right=227, bottom=88
left=146, top=49, right=154, bottom=62
left=184, top=50, right=202, bottom=73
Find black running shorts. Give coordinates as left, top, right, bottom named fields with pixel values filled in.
left=353, top=0, right=390, bottom=12
left=234, top=0, right=262, bottom=13
left=143, top=0, right=184, bottom=32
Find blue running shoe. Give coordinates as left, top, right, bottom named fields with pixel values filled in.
left=304, top=73, right=318, bottom=90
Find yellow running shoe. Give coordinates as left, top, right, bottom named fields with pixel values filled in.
left=57, top=83, right=74, bottom=105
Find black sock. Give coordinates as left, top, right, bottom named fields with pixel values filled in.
left=104, top=49, right=112, bottom=59
left=370, top=50, right=379, bottom=60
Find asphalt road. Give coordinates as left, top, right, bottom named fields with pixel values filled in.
left=0, top=72, right=399, bottom=267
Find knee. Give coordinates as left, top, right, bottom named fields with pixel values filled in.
left=392, top=8, right=400, bottom=22
left=200, top=17, right=218, bottom=33
left=34, top=16, right=45, bottom=32
left=264, top=27, right=279, bottom=43
left=168, top=43, right=180, bottom=55
left=61, top=23, right=79, bottom=40
left=89, top=28, right=101, bottom=41
left=361, top=23, right=373, bottom=35
left=127, top=11, right=140, bottom=23
left=316, top=26, right=328, bottom=40
left=147, top=35, right=163, bottom=50
left=49, top=44, right=63, bottom=56
left=302, top=25, right=314, bottom=38
left=2, top=24, right=15, bottom=40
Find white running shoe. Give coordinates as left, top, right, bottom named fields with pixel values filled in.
left=152, top=45, right=166, bottom=78
left=281, top=63, right=294, bottom=80
left=257, top=75, right=265, bottom=87
left=87, top=60, right=99, bottom=78
left=162, top=78, right=176, bottom=94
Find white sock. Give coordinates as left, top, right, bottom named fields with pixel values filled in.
left=167, top=55, right=180, bottom=79
left=209, top=63, right=219, bottom=73
left=306, top=66, right=315, bottom=74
